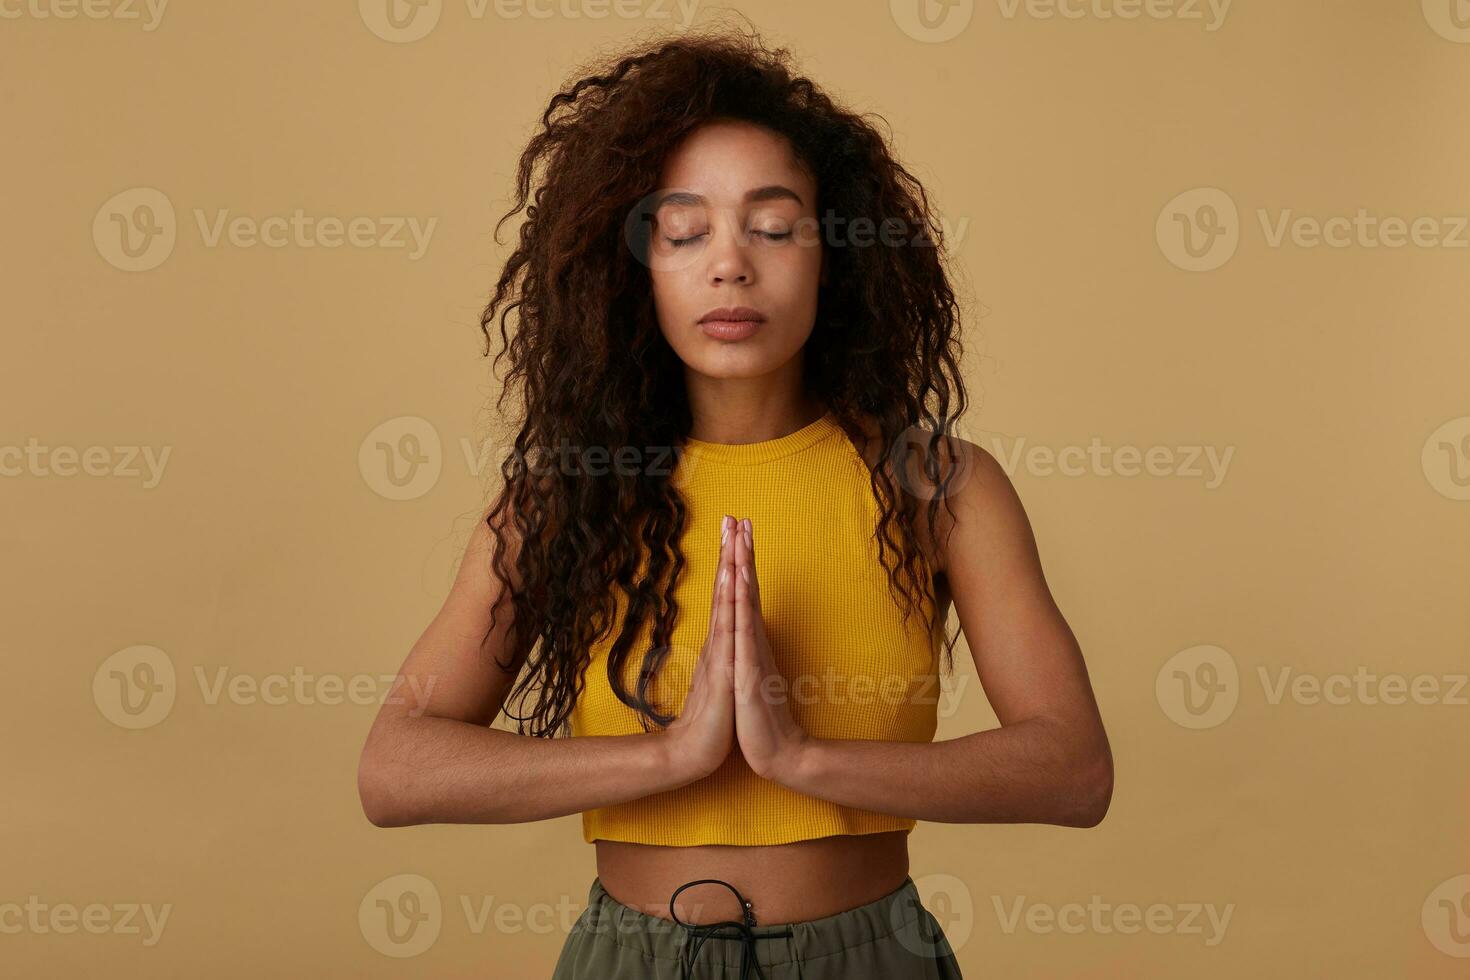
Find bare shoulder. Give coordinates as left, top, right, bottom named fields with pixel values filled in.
left=456, top=490, right=527, bottom=596
left=837, top=413, right=1020, bottom=577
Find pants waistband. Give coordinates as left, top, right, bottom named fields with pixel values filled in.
left=577, top=874, right=933, bottom=973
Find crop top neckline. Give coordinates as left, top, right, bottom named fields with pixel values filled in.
left=681, top=410, right=842, bottom=466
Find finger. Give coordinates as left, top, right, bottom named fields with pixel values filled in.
left=711, top=516, right=736, bottom=667
left=733, top=516, right=754, bottom=671
left=705, top=514, right=732, bottom=645
left=742, top=517, right=760, bottom=611
left=737, top=518, right=776, bottom=680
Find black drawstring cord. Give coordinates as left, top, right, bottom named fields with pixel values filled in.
left=668, top=878, right=794, bottom=980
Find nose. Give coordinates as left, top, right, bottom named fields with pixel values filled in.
left=706, top=212, right=754, bottom=286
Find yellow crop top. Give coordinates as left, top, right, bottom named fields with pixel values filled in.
left=568, top=409, right=945, bottom=847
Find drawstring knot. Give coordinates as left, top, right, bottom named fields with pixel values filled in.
left=668, top=878, right=794, bottom=980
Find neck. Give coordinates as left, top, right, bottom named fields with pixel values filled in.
left=684, top=374, right=825, bottom=444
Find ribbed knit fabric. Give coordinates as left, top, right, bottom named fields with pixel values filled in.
left=569, top=410, right=944, bottom=847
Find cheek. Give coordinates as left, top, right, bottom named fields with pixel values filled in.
left=649, top=272, right=704, bottom=356
left=650, top=272, right=703, bottom=343
left=761, top=245, right=823, bottom=308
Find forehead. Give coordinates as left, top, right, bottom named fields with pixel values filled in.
left=656, top=119, right=815, bottom=208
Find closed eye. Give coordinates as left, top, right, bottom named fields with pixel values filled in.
left=665, top=230, right=792, bottom=247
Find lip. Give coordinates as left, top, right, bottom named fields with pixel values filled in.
left=698, top=306, right=766, bottom=341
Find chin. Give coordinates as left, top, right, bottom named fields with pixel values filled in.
left=691, top=341, right=784, bottom=375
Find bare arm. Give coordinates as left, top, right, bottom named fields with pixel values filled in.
left=769, top=443, right=1114, bottom=828
left=355, top=503, right=701, bottom=828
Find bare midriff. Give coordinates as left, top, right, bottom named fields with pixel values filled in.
left=592, top=829, right=911, bottom=927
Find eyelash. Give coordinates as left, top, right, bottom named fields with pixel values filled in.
left=665, top=231, right=792, bottom=247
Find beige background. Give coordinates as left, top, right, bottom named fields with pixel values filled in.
left=3, top=0, right=1468, bottom=976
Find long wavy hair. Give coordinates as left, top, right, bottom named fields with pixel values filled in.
left=478, top=23, right=969, bottom=738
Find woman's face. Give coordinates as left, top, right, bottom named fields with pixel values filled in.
left=645, top=120, right=823, bottom=382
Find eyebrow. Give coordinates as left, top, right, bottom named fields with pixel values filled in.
left=653, top=185, right=805, bottom=209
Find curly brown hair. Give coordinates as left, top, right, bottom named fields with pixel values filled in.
left=477, top=22, right=970, bottom=738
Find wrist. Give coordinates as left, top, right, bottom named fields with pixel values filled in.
left=770, top=733, right=817, bottom=789
left=649, top=730, right=715, bottom=789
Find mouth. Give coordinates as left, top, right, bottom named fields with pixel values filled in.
left=698, top=306, right=766, bottom=341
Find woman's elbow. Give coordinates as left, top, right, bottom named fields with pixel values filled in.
left=357, top=740, right=415, bottom=828
left=1063, top=743, right=1113, bottom=828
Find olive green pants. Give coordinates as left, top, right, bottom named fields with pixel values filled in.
left=551, top=874, right=964, bottom=978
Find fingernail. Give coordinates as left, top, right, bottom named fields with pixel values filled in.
left=721, top=515, right=729, bottom=544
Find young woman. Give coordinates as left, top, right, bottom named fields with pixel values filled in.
left=357, top=25, right=1112, bottom=979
